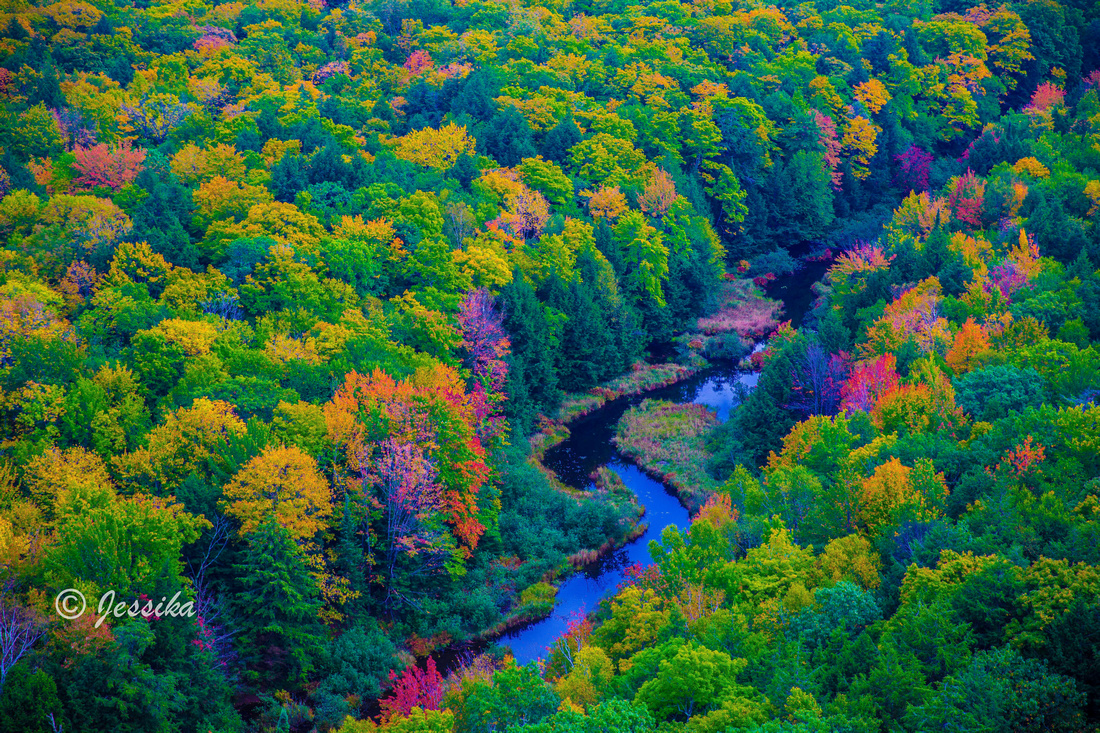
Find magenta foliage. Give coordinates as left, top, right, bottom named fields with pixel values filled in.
left=812, top=110, right=843, bottom=190
left=404, top=50, right=434, bottom=75
left=948, top=169, right=984, bottom=227
left=895, top=144, right=932, bottom=192
left=986, top=261, right=1029, bottom=302
left=195, top=25, right=237, bottom=44
left=363, top=439, right=449, bottom=603
left=381, top=657, right=445, bottom=720
left=457, top=288, right=511, bottom=439
left=311, top=61, right=351, bottom=85
left=786, top=344, right=849, bottom=417
left=840, top=354, right=898, bottom=414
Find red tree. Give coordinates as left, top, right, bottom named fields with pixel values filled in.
left=840, top=354, right=899, bottom=414
left=812, top=110, right=843, bottom=190
left=1026, top=82, right=1064, bottom=112
left=456, top=288, right=510, bottom=441
left=380, top=657, right=445, bottom=721
left=71, top=142, right=146, bottom=192
left=404, top=50, right=434, bottom=76
left=948, top=169, right=985, bottom=227
left=362, top=438, right=451, bottom=608
left=895, top=144, right=933, bottom=192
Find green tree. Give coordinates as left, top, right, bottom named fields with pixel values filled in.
left=906, top=647, right=1086, bottom=733
left=501, top=272, right=560, bottom=431
left=635, top=642, right=752, bottom=721
left=233, top=517, right=325, bottom=687
left=454, top=664, right=559, bottom=733
left=0, top=665, right=62, bottom=733
left=506, top=699, right=655, bottom=733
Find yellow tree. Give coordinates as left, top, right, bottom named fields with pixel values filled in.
left=841, top=116, right=878, bottom=180
left=637, top=169, right=678, bottom=218
left=853, top=79, right=891, bottom=114
left=810, top=534, right=882, bottom=589
left=115, top=398, right=245, bottom=492
left=392, top=123, right=475, bottom=170
left=585, top=185, right=628, bottom=221
left=170, top=143, right=248, bottom=185
left=24, top=446, right=115, bottom=522
left=859, top=458, right=947, bottom=535
left=191, top=176, right=274, bottom=230
left=945, top=317, right=991, bottom=375
left=221, top=445, right=333, bottom=541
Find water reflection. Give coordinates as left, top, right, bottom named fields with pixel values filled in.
left=500, top=365, right=758, bottom=664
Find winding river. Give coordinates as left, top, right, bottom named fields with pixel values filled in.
left=496, top=365, right=759, bottom=664
left=492, top=259, right=829, bottom=665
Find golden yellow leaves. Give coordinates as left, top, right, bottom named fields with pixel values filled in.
left=115, top=398, right=246, bottom=491
left=841, top=116, right=878, bottom=180
left=1013, top=156, right=1050, bottom=178
left=221, top=445, right=332, bottom=541
left=191, top=177, right=274, bottom=230
left=262, top=139, right=303, bottom=168
left=25, top=446, right=116, bottom=521
left=945, top=318, right=991, bottom=375
left=859, top=458, right=946, bottom=535
left=1080, top=180, right=1100, bottom=218
left=860, top=276, right=951, bottom=358
left=811, top=534, right=882, bottom=590
left=584, top=186, right=628, bottom=221
left=170, top=143, right=248, bottom=186
left=148, top=318, right=223, bottom=356
left=853, top=79, right=891, bottom=114
left=42, top=1, right=103, bottom=30
left=0, top=289, right=76, bottom=364
left=391, top=122, right=475, bottom=170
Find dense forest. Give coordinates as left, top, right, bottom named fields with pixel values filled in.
left=0, top=0, right=1098, bottom=728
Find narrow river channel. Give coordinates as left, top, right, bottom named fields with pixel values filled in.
left=464, top=258, right=828, bottom=666
left=497, top=365, right=761, bottom=664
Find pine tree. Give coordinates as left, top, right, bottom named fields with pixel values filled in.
left=551, top=275, right=612, bottom=392
left=501, top=272, right=560, bottom=431
left=234, top=518, right=325, bottom=687
left=481, top=107, right=535, bottom=167
left=541, top=116, right=582, bottom=163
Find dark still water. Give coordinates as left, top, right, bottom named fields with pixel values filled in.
left=497, top=364, right=760, bottom=664
left=494, top=261, right=820, bottom=664
left=765, top=258, right=831, bottom=329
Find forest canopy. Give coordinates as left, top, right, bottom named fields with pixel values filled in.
left=0, top=0, right=1098, bottom=729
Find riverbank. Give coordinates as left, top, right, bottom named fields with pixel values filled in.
left=531, top=361, right=706, bottom=455
left=473, top=286, right=781, bottom=657
left=495, top=364, right=718, bottom=640
left=613, top=399, right=720, bottom=514
left=681, top=278, right=783, bottom=363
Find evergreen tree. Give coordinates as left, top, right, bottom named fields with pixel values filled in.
left=554, top=275, right=612, bottom=392
left=501, top=272, right=561, bottom=432
left=541, top=115, right=582, bottom=163
left=480, top=107, right=536, bottom=167
left=0, top=665, right=62, bottom=733
left=130, top=160, right=198, bottom=269
left=234, top=518, right=325, bottom=688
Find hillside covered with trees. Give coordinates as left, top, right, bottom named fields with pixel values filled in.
left=0, top=0, right=1098, bottom=729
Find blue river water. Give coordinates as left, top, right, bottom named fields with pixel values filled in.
left=497, top=365, right=761, bottom=664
